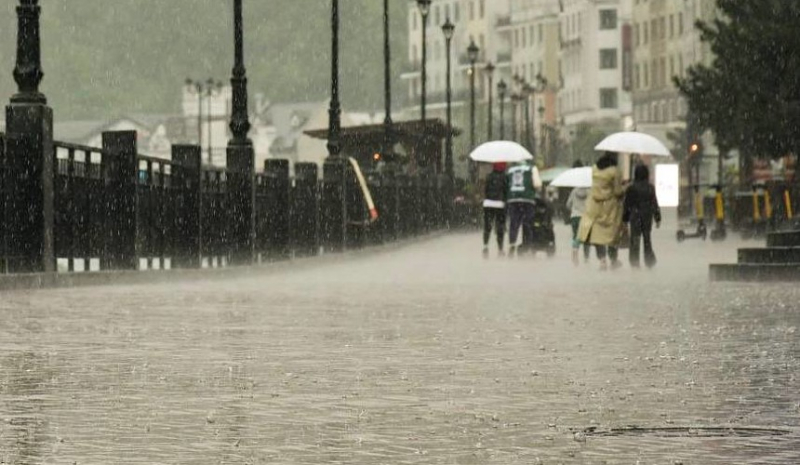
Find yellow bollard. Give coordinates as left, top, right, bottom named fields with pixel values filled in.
left=764, top=188, right=773, bottom=219
left=715, top=190, right=724, bottom=221
left=695, top=190, right=704, bottom=219
left=752, top=187, right=761, bottom=221
left=785, top=189, right=793, bottom=220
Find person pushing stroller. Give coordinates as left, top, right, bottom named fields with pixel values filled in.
left=506, top=161, right=543, bottom=257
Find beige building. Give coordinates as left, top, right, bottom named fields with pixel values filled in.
left=631, top=0, right=716, bottom=154
left=502, top=0, right=561, bottom=165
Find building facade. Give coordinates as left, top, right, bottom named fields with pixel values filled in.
left=558, top=0, right=633, bottom=135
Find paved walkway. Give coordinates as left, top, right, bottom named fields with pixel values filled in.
left=1, top=214, right=799, bottom=464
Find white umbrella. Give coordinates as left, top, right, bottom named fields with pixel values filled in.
left=469, top=140, right=533, bottom=163
left=594, top=131, right=671, bottom=157
left=550, top=166, right=592, bottom=188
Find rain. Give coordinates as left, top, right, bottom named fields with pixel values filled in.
left=2, top=0, right=800, bottom=464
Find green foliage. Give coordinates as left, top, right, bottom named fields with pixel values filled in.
left=569, top=123, right=609, bottom=165
left=0, top=0, right=408, bottom=120
left=675, top=0, right=800, bottom=159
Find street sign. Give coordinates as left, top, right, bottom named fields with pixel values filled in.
left=655, top=164, right=680, bottom=207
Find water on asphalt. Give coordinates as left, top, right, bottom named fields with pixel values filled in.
left=1, top=212, right=799, bottom=464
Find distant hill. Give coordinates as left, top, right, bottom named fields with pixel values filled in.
left=0, top=0, right=408, bottom=120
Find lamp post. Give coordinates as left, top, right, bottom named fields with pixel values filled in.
left=417, top=0, right=432, bottom=124
left=227, top=0, right=255, bottom=264
left=485, top=62, right=495, bottom=141
left=442, top=17, right=455, bottom=179
left=327, top=0, right=342, bottom=157
left=510, top=93, right=519, bottom=143
left=383, top=0, right=393, bottom=161
left=523, top=83, right=532, bottom=153
left=498, top=79, right=507, bottom=140
left=467, top=39, right=480, bottom=182
left=538, top=104, right=545, bottom=163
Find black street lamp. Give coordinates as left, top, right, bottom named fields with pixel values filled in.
left=383, top=0, right=393, bottom=160
left=467, top=39, right=480, bottom=182
left=498, top=79, right=507, bottom=140
left=523, top=82, right=532, bottom=154
left=417, top=0, right=432, bottom=124
left=442, top=17, right=455, bottom=179
left=510, top=92, right=520, bottom=143
left=186, top=78, right=222, bottom=165
left=228, top=0, right=251, bottom=150
left=485, top=62, right=495, bottom=140
left=328, top=0, right=342, bottom=157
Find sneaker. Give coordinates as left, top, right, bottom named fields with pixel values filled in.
left=482, top=247, right=489, bottom=259
left=571, top=249, right=579, bottom=266
left=610, top=260, right=623, bottom=270
left=508, top=245, right=517, bottom=258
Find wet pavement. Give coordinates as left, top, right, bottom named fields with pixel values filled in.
left=2, top=213, right=800, bottom=464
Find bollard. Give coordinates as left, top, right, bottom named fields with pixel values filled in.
left=764, top=188, right=773, bottom=220
left=102, top=131, right=138, bottom=270
left=293, top=162, right=319, bottom=256
left=171, top=144, right=202, bottom=268
left=715, top=189, right=724, bottom=221
left=264, top=159, right=291, bottom=260
left=785, top=189, right=793, bottom=220
left=752, top=185, right=761, bottom=222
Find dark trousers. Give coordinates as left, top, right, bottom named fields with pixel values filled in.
left=483, top=207, right=506, bottom=249
left=629, top=216, right=656, bottom=267
left=508, top=202, right=535, bottom=248
left=595, top=244, right=618, bottom=261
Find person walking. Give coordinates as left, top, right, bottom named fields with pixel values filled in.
left=482, top=162, right=508, bottom=258
left=506, top=161, right=543, bottom=257
left=578, top=152, right=626, bottom=270
left=566, top=160, right=591, bottom=266
left=623, top=164, right=661, bottom=268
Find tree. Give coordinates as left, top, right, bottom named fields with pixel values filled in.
left=675, top=0, right=800, bottom=163
left=569, top=123, right=609, bottom=165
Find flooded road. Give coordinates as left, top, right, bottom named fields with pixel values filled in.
left=1, top=216, right=799, bottom=464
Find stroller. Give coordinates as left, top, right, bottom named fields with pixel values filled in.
left=525, top=198, right=557, bottom=257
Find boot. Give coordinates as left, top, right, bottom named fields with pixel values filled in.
left=571, top=249, right=579, bottom=266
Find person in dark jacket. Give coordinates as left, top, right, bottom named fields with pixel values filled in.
left=483, top=162, right=508, bottom=257
left=623, top=164, right=661, bottom=268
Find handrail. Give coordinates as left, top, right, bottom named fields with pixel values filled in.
left=54, top=140, right=108, bottom=156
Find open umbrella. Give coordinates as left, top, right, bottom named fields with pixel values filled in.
left=469, top=140, right=533, bottom=163
left=540, top=166, right=571, bottom=183
left=550, top=166, right=592, bottom=188
left=594, top=131, right=671, bottom=157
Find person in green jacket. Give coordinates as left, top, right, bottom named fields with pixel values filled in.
left=505, top=161, right=543, bottom=256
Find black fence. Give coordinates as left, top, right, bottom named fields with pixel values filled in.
left=0, top=130, right=454, bottom=275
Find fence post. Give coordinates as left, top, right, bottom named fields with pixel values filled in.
left=172, top=144, right=202, bottom=268
left=102, top=130, right=138, bottom=270
left=293, top=162, right=319, bottom=256
left=321, top=157, right=347, bottom=252
left=0, top=133, right=5, bottom=272
left=264, top=159, right=291, bottom=260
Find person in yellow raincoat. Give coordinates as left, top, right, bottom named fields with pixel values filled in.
left=578, top=151, right=627, bottom=270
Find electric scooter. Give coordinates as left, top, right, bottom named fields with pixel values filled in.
left=676, top=185, right=707, bottom=242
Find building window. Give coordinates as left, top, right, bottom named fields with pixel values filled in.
left=634, top=23, right=640, bottom=47
left=455, top=2, right=460, bottom=21
left=634, top=64, right=640, bottom=89
left=660, top=57, right=666, bottom=86
left=522, top=27, right=527, bottom=47
left=514, top=29, right=519, bottom=48
left=678, top=12, right=683, bottom=35
left=651, top=19, right=657, bottom=41
left=479, top=0, right=485, bottom=19
left=600, top=88, right=618, bottom=109
left=412, top=11, right=417, bottom=31
left=600, top=48, right=618, bottom=69
left=643, top=63, right=649, bottom=87
left=469, top=1, right=474, bottom=21
left=659, top=17, right=666, bottom=39
left=669, top=14, right=674, bottom=37
left=599, top=9, right=617, bottom=30
left=529, top=26, right=535, bottom=45
left=643, top=22, right=648, bottom=44
left=538, top=24, right=543, bottom=43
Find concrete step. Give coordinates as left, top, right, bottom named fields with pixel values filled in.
left=709, top=263, right=800, bottom=282
left=737, top=247, right=800, bottom=264
left=766, top=230, right=800, bottom=247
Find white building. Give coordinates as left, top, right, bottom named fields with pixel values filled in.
left=558, top=0, right=633, bottom=133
